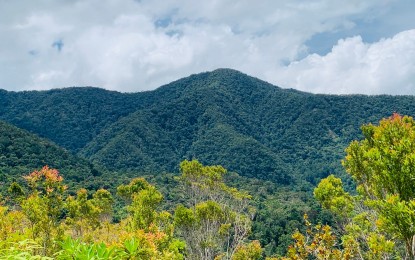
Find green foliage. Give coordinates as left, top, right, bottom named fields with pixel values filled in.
left=314, top=175, right=354, bottom=218
left=174, top=160, right=254, bottom=260
left=230, top=240, right=262, bottom=260
left=145, top=169, right=332, bottom=257
left=128, top=185, right=164, bottom=231
left=0, top=166, right=186, bottom=259
left=281, top=215, right=345, bottom=260
left=0, top=120, right=104, bottom=195
left=280, top=213, right=396, bottom=259
left=0, top=87, right=145, bottom=153
left=0, top=239, right=53, bottom=260
left=20, top=166, right=66, bottom=256
left=116, top=177, right=150, bottom=200
left=65, top=188, right=114, bottom=239
left=344, top=113, right=415, bottom=257
left=3, top=70, right=415, bottom=258
left=344, top=113, right=415, bottom=200
left=283, top=114, right=415, bottom=259
left=78, top=71, right=415, bottom=184
left=3, top=69, right=415, bottom=185
left=57, top=237, right=124, bottom=259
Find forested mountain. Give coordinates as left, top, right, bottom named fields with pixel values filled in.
left=0, top=120, right=103, bottom=193
left=2, top=69, right=415, bottom=257
left=0, top=88, right=144, bottom=153
left=1, top=68, right=415, bottom=186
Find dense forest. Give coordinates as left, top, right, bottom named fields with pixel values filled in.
left=2, top=69, right=415, bottom=258
left=2, top=69, right=415, bottom=184
left=2, top=114, right=415, bottom=259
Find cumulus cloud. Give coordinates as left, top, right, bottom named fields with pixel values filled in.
left=274, top=29, right=415, bottom=94
left=0, top=0, right=414, bottom=94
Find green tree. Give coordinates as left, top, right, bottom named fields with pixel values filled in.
left=65, top=188, right=113, bottom=240
left=174, top=160, right=255, bottom=260
left=313, top=175, right=354, bottom=220
left=343, top=113, right=415, bottom=258
left=116, top=177, right=185, bottom=259
left=313, top=176, right=396, bottom=259
left=117, top=178, right=165, bottom=232
left=281, top=115, right=415, bottom=259
left=92, top=188, right=114, bottom=223
left=231, top=240, right=263, bottom=260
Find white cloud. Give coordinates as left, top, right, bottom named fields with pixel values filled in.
left=274, top=29, right=415, bottom=94
left=0, top=0, right=414, bottom=93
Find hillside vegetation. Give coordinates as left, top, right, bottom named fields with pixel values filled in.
left=1, top=69, right=415, bottom=185
left=2, top=69, right=415, bottom=257
left=1, top=115, right=415, bottom=259
left=0, top=120, right=103, bottom=193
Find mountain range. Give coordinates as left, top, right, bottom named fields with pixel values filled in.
left=1, top=68, right=415, bottom=187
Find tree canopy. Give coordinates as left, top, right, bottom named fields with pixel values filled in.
left=284, top=114, right=415, bottom=259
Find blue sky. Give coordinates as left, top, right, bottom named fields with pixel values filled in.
left=0, top=0, right=414, bottom=94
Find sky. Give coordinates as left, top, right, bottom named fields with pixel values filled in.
left=1, top=0, right=414, bottom=94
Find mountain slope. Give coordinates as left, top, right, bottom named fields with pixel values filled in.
left=79, top=69, right=415, bottom=184
left=80, top=69, right=294, bottom=183
left=0, top=120, right=103, bottom=192
left=0, top=87, right=148, bottom=152
left=1, top=69, right=415, bottom=185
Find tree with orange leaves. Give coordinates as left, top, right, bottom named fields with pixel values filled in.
left=21, top=166, right=66, bottom=255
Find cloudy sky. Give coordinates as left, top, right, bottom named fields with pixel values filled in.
left=1, top=0, right=414, bottom=94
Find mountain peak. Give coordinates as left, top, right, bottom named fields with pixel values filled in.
left=210, top=68, right=245, bottom=75
left=155, top=68, right=283, bottom=99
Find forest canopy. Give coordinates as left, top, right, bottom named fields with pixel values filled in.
left=2, top=113, right=415, bottom=259
left=285, top=113, right=415, bottom=259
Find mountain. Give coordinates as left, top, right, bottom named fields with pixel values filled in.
left=79, top=69, right=415, bottom=185
left=0, top=87, right=147, bottom=153
left=1, top=69, right=415, bottom=185
left=0, top=120, right=104, bottom=193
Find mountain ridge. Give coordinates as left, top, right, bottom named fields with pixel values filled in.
left=2, top=68, right=415, bottom=257
left=0, top=120, right=105, bottom=193
left=1, top=68, right=415, bottom=185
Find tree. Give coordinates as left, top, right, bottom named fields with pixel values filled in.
left=117, top=178, right=165, bottom=231
left=313, top=175, right=396, bottom=259
left=343, top=113, right=415, bottom=258
left=232, top=240, right=263, bottom=260
left=278, top=214, right=347, bottom=260
left=117, top=177, right=185, bottom=259
left=21, top=166, right=66, bottom=256
left=65, top=188, right=113, bottom=240
left=281, top=115, right=415, bottom=259
left=0, top=165, right=187, bottom=259
left=92, top=188, right=114, bottom=223
left=174, top=160, right=256, bottom=260
left=0, top=202, right=29, bottom=246
left=313, top=175, right=354, bottom=220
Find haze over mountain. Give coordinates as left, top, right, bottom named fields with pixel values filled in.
left=1, top=69, right=415, bottom=186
